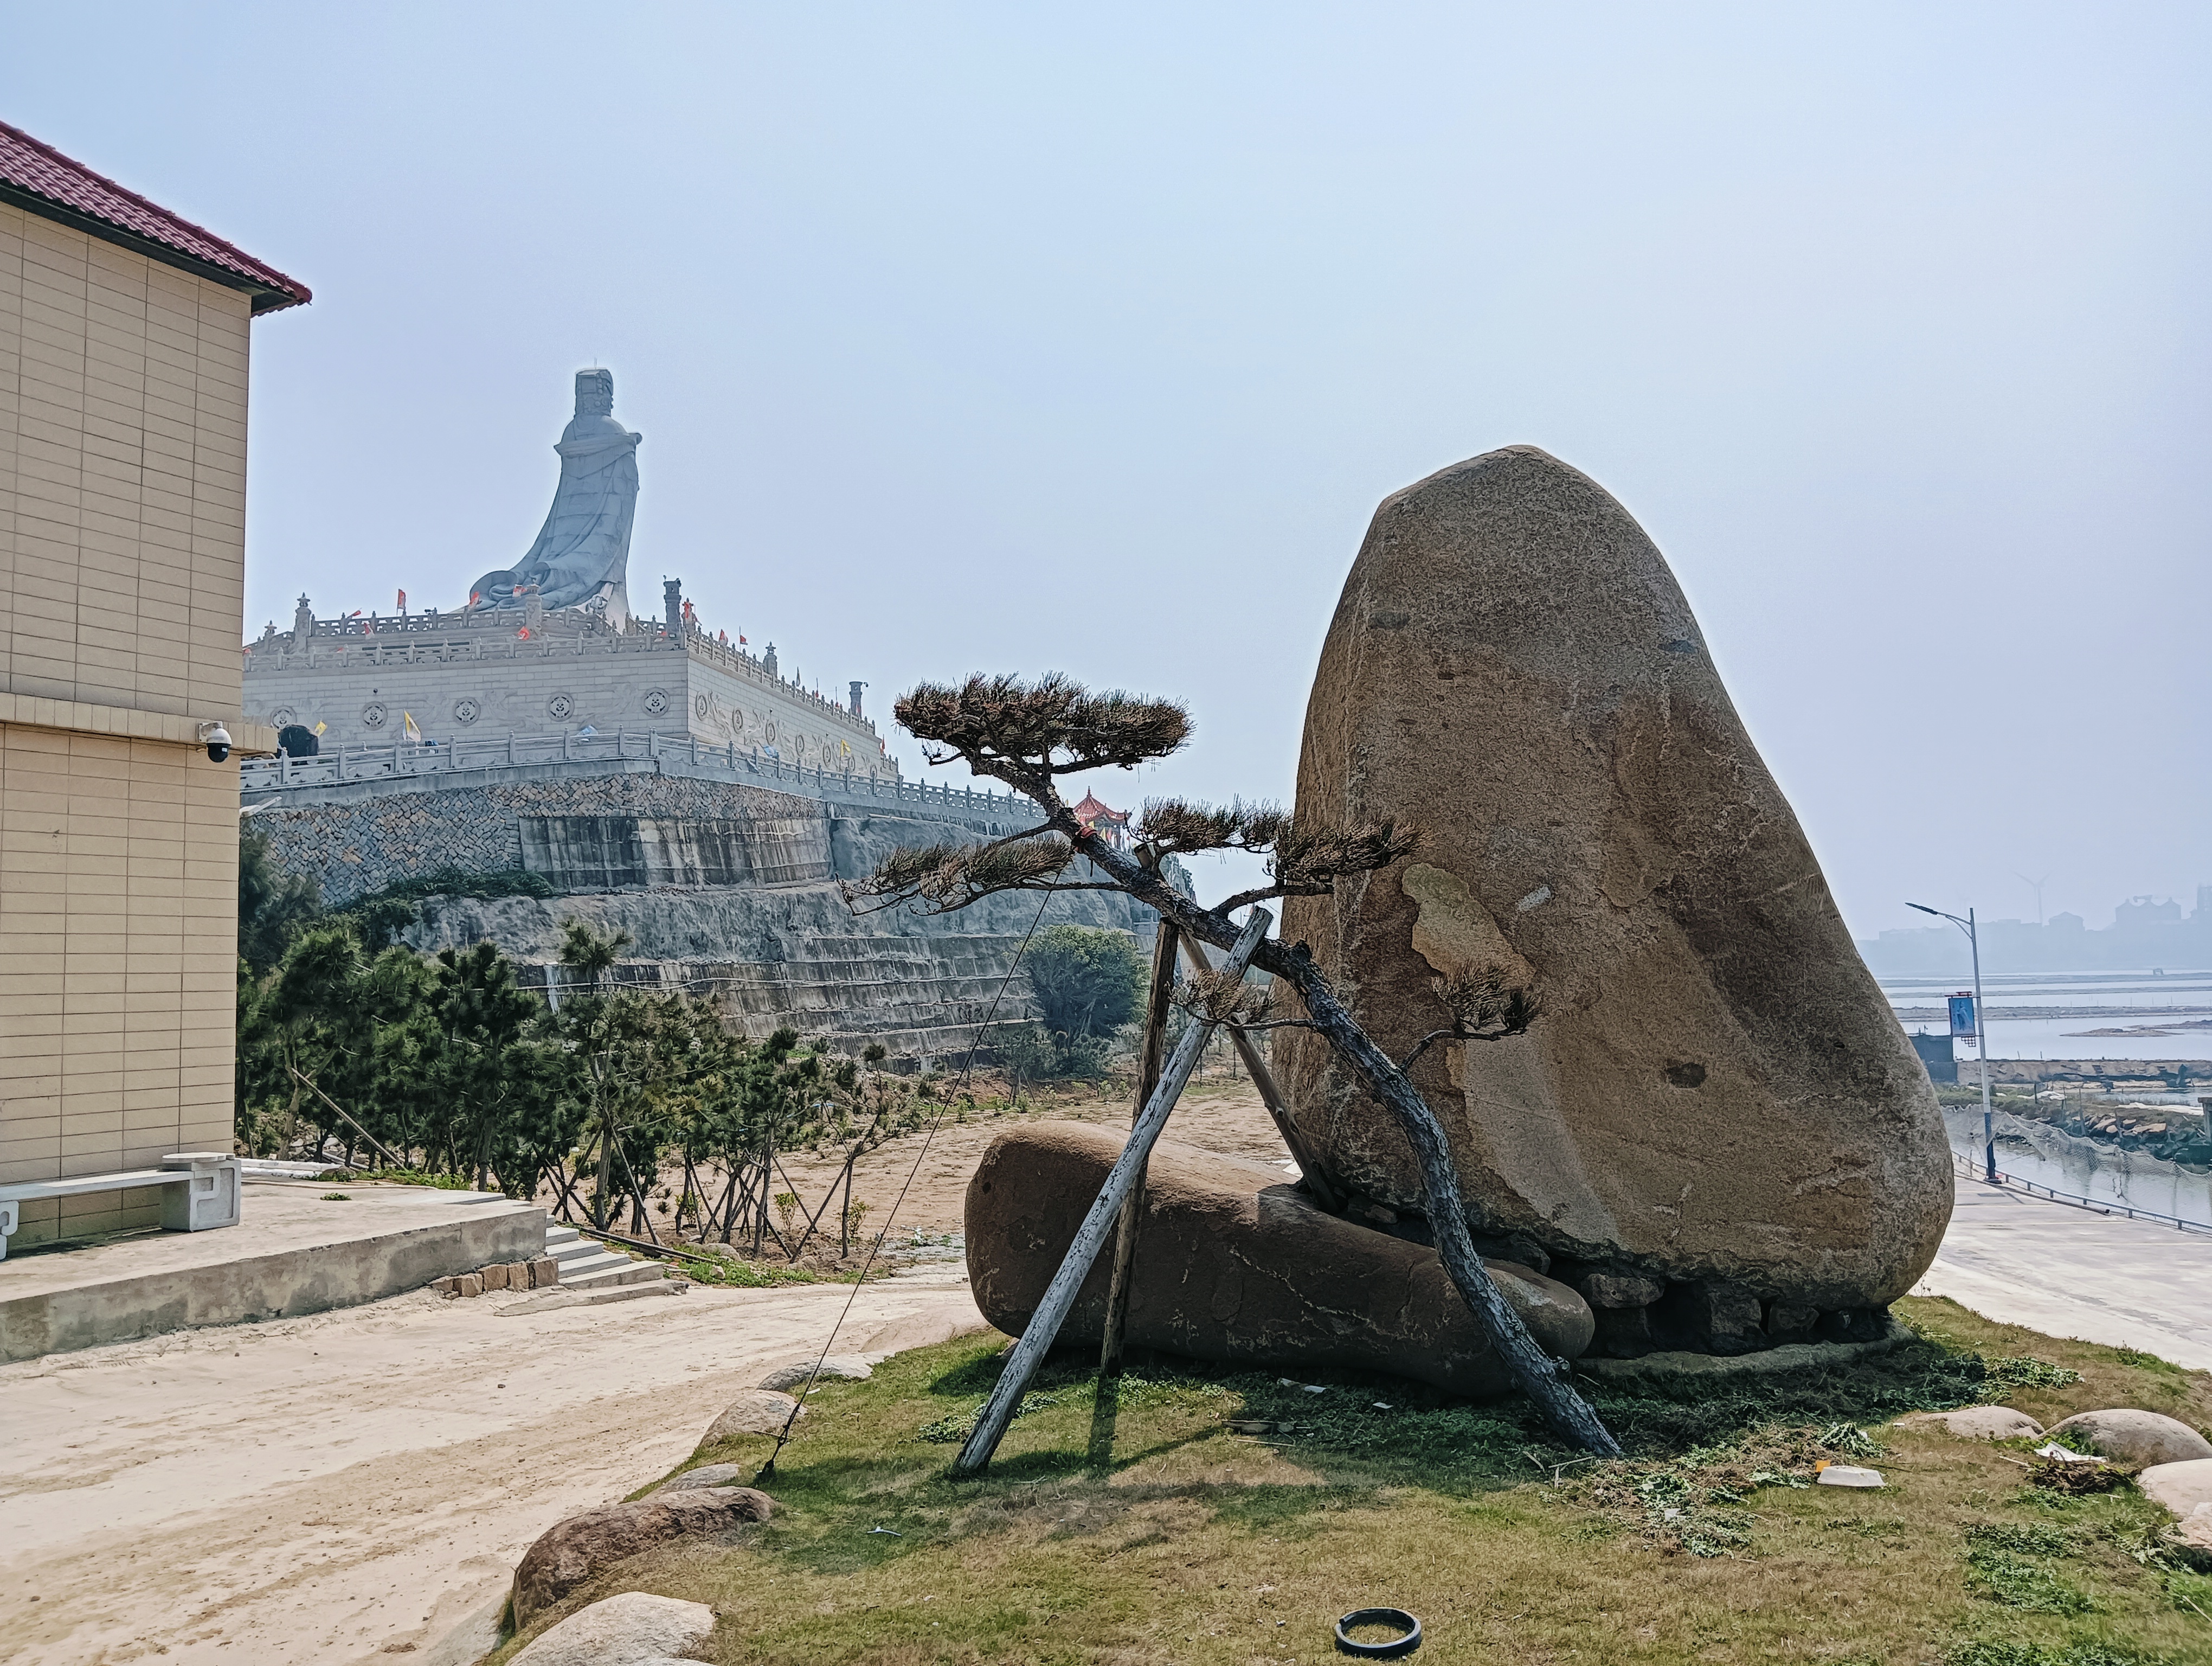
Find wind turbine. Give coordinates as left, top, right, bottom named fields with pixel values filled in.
left=2014, top=871, right=2053, bottom=926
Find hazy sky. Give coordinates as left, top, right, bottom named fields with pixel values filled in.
left=9, top=4, right=2207, bottom=939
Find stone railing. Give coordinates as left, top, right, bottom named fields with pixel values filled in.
left=247, top=616, right=881, bottom=738
left=238, top=729, right=1033, bottom=816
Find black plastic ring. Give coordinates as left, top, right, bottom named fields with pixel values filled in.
left=1335, top=1607, right=1422, bottom=1657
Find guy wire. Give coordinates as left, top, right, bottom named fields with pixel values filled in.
left=754, top=886, right=1058, bottom=1483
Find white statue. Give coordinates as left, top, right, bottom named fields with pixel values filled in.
left=470, top=369, right=641, bottom=624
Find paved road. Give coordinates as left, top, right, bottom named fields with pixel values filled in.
left=1912, top=1178, right=2212, bottom=1369
left=0, top=1268, right=983, bottom=1666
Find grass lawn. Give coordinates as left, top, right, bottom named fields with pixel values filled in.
left=490, top=1296, right=2212, bottom=1665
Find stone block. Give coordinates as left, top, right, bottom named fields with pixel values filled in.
left=457, top=1272, right=484, bottom=1298
left=482, top=1263, right=510, bottom=1291
left=1765, top=1299, right=1821, bottom=1344
left=1661, top=1280, right=1766, bottom=1355
left=1592, top=1303, right=1657, bottom=1359
left=1817, top=1308, right=1888, bottom=1344
left=432, top=1276, right=456, bottom=1297
left=1575, top=1267, right=1664, bottom=1310
left=531, top=1255, right=559, bottom=1287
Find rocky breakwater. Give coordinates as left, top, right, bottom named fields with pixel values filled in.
left=1274, top=446, right=1952, bottom=1357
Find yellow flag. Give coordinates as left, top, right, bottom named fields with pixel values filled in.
left=402, top=711, right=421, bottom=741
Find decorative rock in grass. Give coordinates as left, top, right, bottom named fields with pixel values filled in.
left=1274, top=445, right=1953, bottom=1313
left=652, top=1462, right=748, bottom=1494
left=510, top=1590, right=717, bottom=1666
left=2046, top=1409, right=2212, bottom=1469
left=758, top=1355, right=872, bottom=1392
left=510, top=1489, right=773, bottom=1626
left=699, top=1388, right=804, bottom=1447
left=963, top=1121, right=1593, bottom=1396
left=2139, top=1458, right=2212, bottom=1519
left=1898, top=1405, right=2044, bottom=1440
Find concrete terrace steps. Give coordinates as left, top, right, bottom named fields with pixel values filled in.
left=544, top=1223, right=668, bottom=1291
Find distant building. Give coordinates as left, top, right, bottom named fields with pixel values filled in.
left=1907, top=1029, right=1958, bottom=1085
left=2113, top=895, right=2183, bottom=929
left=0, top=120, right=307, bottom=1246
left=1070, top=791, right=1130, bottom=851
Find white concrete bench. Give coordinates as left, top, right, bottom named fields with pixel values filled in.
left=0, top=1152, right=241, bottom=1260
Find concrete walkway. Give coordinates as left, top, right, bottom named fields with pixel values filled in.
left=0, top=1181, right=544, bottom=1361
left=0, top=1266, right=985, bottom=1666
left=1912, top=1176, right=2212, bottom=1369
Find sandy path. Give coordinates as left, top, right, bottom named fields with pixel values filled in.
left=0, top=1270, right=983, bottom=1666
left=756, top=1081, right=1291, bottom=1239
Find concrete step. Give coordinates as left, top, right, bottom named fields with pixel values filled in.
left=539, top=1222, right=671, bottom=1290
left=562, top=1254, right=667, bottom=1291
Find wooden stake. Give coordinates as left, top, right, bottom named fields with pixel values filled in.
left=952, top=908, right=1271, bottom=1477
left=1099, top=855, right=1179, bottom=1379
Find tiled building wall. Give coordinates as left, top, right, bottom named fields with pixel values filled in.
left=1, top=201, right=252, bottom=717
left=0, top=202, right=253, bottom=1243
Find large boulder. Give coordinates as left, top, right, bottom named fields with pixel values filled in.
left=963, top=1122, right=1592, bottom=1396
left=512, top=1591, right=717, bottom=1666
left=511, top=1488, right=774, bottom=1626
left=2046, top=1409, right=2212, bottom=1469
left=1274, top=446, right=1952, bottom=1316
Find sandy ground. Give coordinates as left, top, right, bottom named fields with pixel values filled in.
left=678, top=1079, right=1293, bottom=1244
left=0, top=1271, right=983, bottom=1666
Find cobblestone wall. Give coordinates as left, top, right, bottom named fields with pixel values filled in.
left=254, top=773, right=845, bottom=905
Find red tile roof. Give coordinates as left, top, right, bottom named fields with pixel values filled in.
left=0, top=119, right=310, bottom=313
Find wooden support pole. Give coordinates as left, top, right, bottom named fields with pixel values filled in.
left=953, top=908, right=1271, bottom=1477
left=1099, top=856, right=1178, bottom=1379
left=1174, top=935, right=1346, bottom=1215
left=287, top=1066, right=406, bottom=1171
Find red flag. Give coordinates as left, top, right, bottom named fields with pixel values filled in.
left=397, top=588, right=407, bottom=612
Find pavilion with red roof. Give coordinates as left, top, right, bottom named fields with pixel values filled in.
left=1070, top=791, right=1130, bottom=850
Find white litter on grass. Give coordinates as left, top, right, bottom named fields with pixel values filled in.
left=1816, top=1465, right=1885, bottom=1489
left=2034, top=1442, right=2106, bottom=1465
left=1372, top=1401, right=1394, bottom=1411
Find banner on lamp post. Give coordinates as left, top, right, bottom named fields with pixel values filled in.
left=1949, top=994, right=1977, bottom=1040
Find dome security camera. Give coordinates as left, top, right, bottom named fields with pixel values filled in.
left=198, top=721, right=233, bottom=764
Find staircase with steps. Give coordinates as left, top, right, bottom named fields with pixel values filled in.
left=544, top=1223, right=668, bottom=1291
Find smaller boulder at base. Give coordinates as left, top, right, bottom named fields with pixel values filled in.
left=2045, top=1409, right=2212, bottom=1469
left=965, top=1122, right=1592, bottom=1396
left=512, top=1591, right=717, bottom=1666
left=510, top=1488, right=773, bottom=1626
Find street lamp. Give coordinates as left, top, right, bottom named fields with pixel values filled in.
left=1909, top=901, right=1996, bottom=1183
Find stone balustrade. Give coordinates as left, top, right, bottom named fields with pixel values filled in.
left=238, top=728, right=1030, bottom=815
